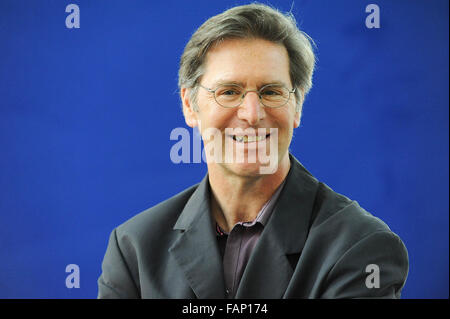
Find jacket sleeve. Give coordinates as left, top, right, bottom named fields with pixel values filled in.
left=97, top=228, right=140, bottom=299
left=320, top=230, right=409, bottom=299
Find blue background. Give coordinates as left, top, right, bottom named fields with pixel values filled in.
left=0, top=0, right=448, bottom=298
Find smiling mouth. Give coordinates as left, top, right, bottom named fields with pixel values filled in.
left=231, top=134, right=270, bottom=143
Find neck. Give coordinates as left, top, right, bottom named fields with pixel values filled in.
left=208, top=152, right=291, bottom=233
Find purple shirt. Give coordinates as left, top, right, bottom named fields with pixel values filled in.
left=215, top=181, right=285, bottom=298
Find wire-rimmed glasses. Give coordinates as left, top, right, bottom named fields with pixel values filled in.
left=198, top=83, right=296, bottom=108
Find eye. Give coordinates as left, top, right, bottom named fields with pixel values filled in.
left=261, top=87, right=283, bottom=96
left=262, top=89, right=281, bottom=96
left=216, top=86, right=242, bottom=97
left=222, top=89, right=239, bottom=96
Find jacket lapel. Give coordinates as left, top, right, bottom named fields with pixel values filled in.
left=168, top=176, right=226, bottom=299
left=235, top=155, right=319, bottom=298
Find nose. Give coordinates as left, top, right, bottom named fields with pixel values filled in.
left=237, top=91, right=265, bottom=126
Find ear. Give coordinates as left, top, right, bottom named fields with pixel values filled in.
left=181, top=87, right=199, bottom=128
left=293, top=88, right=304, bottom=129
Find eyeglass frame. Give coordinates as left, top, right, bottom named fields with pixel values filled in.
left=197, top=83, right=297, bottom=108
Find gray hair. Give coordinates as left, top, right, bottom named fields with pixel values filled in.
left=178, top=3, right=316, bottom=112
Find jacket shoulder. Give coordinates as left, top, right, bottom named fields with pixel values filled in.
left=304, top=182, right=408, bottom=297
left=311, top=182, right=393, bottom=239
left=116, top=183, right=199, bottom=238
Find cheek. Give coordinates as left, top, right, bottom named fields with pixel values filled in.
left=270, top=113, right=296, bottom=147
left=268, top=109, right=294, bottom=129
left=207, top=109, right=237, bottom=130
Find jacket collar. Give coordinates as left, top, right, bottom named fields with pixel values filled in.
left=169, top=175, right=226, bottom=298
left=169, top=154, right=319, bottom=298
left=235, top=154, right=319, bottom=298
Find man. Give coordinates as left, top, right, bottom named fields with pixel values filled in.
left=98, top=3, right=409, bottom=299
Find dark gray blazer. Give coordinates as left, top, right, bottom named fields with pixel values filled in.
left=98, top=155, right=409, bottom=299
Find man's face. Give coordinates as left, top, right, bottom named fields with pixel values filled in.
left=182, top=38, right=302, bottom=177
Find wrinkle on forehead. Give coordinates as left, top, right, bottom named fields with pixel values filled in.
left=202, top=38, right=292, bottom=89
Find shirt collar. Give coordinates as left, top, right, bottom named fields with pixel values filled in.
left=215, top=179, right=287, bottom=236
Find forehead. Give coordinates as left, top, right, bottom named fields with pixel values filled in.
left=202, top=38, right=291, bottom=87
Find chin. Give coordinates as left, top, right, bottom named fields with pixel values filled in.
left=219, top=159, right=280, bottom=177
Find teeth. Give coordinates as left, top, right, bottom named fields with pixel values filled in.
left=234, top=135, right=268, bottom=143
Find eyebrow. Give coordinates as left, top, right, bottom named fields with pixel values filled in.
left=210, top=79, right=290, bottom=89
